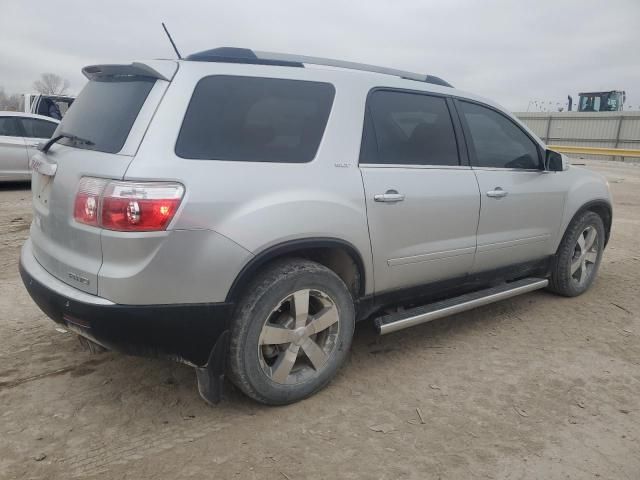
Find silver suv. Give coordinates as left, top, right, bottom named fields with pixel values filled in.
left=20, top=48, right=612, bottom=405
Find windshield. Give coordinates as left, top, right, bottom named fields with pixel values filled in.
left=54, top=76, right=155, bottom=153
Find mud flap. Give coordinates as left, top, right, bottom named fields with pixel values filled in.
left=195, top=330, right=230, bottom=405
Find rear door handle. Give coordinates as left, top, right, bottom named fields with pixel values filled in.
left=374, top=190, right=405, bottom=203
left=486, top=187, right=508, bottom=198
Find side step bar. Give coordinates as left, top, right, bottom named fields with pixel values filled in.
left=375, top=277, right=549, bottom=335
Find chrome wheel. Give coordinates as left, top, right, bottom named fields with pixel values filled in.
left=570, top=225, right=599, bottom=286
left=258, top=289, right=340, bottom=385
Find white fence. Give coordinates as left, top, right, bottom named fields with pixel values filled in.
left=515, top=111, right=640, bottom=161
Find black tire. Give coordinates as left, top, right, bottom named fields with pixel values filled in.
left=227, top=258, right=355, bottom=405
left=548, top=211, right=605, bottom=297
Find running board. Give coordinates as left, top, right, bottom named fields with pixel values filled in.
left=375, top=277, right=548, bottom=335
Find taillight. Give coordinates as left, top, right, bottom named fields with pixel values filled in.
left=101, top=182, right=184, bottom=231
left=74, top=177, right=108, bottom=227
left=74, top=178, right=184, bottom=232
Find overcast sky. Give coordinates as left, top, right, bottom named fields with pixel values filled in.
left=2, top=0, right=639, bottom=111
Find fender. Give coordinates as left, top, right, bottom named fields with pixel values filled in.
left=558, top=199, right=613, bottom=249
left=550, top=165, right=613, bottom=252
left=225, top=237, right=367, bottom=303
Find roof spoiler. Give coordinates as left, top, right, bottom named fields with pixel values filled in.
left=82, top=61, right=177, bottom=82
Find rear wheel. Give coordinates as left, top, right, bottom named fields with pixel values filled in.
left=228, top=259, right=355, bottom=405
left=549, top=211, right=605, bottom=297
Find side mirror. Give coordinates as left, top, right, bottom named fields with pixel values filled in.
left=545, top=149, right=569, bottom=172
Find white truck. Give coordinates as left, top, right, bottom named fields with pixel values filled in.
left=19, top=93, right=74, bottom=119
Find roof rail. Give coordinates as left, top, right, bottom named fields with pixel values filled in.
left=186, top=47, right=453, bottom=88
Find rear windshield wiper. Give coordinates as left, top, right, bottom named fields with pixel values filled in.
left=39, top=132, right=95, bottom=153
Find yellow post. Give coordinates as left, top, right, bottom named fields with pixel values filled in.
left=547, top=145, right=640, bottom=158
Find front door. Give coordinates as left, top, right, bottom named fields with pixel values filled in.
left=455, top=100, right=565, bottom=273
left=359, top=90, right=480, bottom=293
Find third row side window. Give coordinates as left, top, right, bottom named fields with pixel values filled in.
left=176, top=76, right=335, bottom=163
left=363, top=90, right=460, bottom=166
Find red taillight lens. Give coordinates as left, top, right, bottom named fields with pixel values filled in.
left=74, top=178, right=108, bottom=226
left=101, top=197, right=182, bottom=231
left=74, top=178, right=184, bottom=232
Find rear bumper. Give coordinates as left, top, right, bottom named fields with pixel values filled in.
left=19, top=239, right=234, bottom=367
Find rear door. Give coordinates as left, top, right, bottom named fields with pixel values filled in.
left=455, top=100, right=565, bottom=273
left=360, top=90, right=480, bottom=293
left=30, top=65, right=174, bottom=294
left=0, top=116, right=29, bottom=179
left=17, top=117, right=58, bottom=163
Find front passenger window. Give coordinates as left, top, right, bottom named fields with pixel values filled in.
left=459, top=101, right=540, bottom=169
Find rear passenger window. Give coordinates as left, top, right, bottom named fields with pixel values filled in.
left=19, top=118, right=57, bottom=139
left=0, top=117, right=20, bottom=137
left=176, top=76, right=335, bottom=163
left=459, top=101, right=540, bottom=169
left=361, top=90, right=459, bottom=166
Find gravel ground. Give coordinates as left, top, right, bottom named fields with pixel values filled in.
left=1, top=159, right=639, bottom=480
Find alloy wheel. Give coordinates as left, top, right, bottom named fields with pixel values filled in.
left=570, top=225, right=599, bottom=286
left=258, top=289, right=340, bottom=385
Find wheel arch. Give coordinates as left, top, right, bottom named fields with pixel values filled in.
left=225, top=238, right=368, bottom=303
left=562, top=199, right=612, bottom=249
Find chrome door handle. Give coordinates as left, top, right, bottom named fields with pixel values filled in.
left=374, top=190, right=405, bottom=203
left=486, top=188, right=508, bottom=198
left=27, top=142, right=40, bottom=148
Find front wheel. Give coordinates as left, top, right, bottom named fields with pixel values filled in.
left=548, top=211, right=605, bottom=297
left=228, top=259, right=355, bottom=405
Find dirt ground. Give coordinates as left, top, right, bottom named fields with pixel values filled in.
left=1, top=159, right=639, bottom=480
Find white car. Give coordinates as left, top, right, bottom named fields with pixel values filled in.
left=0, top=112, right=59, bottom=181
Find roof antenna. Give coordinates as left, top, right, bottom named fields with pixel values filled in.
left=162, top=22, right=182, bottom=59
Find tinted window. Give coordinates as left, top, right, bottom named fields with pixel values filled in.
left=176, top=76, right=335, bottom=163
left=0, top=117, right=21, bottom=137
left=459, top=101, right=540, bottom=169
left=55, top=77, right=155, bottom=153
left=362, top=90, right=459, bottom=166
left=20, top=118, right=57, bottom=139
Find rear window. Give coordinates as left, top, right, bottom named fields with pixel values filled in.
left=19, top=118, right=58, bottom=139
left=55, top=77, right=155, bottom=153
left=176, top=76, right=335, bottom=163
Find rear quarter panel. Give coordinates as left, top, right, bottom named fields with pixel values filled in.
left=122, top=62, right=374, bottom=300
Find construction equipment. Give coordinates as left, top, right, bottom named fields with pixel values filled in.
left=568, top=90, right=626, bottom=112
